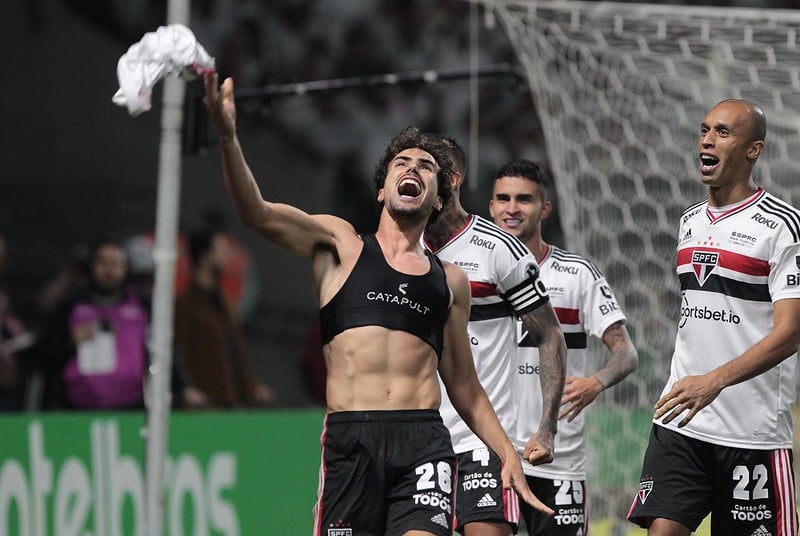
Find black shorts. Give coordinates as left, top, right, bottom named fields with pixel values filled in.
left=627, top=424, right=798, bottom=536
left=453, top=447, right=520, bottom=534
left=313, top=410, right=456, bottom=536
left=521, top=476, right=587, bottom=536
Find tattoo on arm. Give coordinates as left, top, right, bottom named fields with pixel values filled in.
left=595, top=321, right=638, bottom=389
left=521, top=306, right=566, bottom=434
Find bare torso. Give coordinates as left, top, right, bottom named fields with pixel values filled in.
left=315, top=226, right=447, bottom=413
left=323, top=326, right=442, bottom=412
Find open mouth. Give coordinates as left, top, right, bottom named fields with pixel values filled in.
left=700, top=153, right=720, bottom=174
left=398, top=177, right=422, bottom=198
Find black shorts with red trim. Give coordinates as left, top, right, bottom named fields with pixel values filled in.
left=522, top=476, right=587, bottom=536
left=627, top=424, right=797, bottom=536
left=313, top=410, right=457, bottom=536
left=453, top=447, right=520, bottom=534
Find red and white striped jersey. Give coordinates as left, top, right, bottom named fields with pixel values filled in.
left=515, top=244, right=626, bottom=479
left=426, top=214, right=549, bottom=454
left=660, top=188, right=800, bottom=449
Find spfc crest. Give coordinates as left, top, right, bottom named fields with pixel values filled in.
left=691, top=250, right=719, bottom=286
left=637, top=479, right=653, bottom=504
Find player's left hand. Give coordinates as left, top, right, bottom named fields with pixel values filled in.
left=559, top=375, right=604, bottom=422
left=523, top=431, right=554, bottom=466
left=654, top=373, right=722, bottom=427
left=501, top=454, right=554, bottom=516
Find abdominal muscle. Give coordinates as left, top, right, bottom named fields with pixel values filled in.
left=323, top=325, right=443, bottom=412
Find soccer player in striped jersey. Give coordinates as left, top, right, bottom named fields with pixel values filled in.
left=627, top=99, right=800, bottom=536
left=424, top=137, right=567, bottom=535
left=489, top=158, right=639, bottom=536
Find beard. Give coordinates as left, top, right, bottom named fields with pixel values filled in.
left=385, top=198, right=432, bottom=223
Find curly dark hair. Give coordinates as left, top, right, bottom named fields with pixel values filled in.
left=372, top=126, right=454, bottom=225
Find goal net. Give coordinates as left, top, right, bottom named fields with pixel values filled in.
left=485, top=0, right=800, bottom=527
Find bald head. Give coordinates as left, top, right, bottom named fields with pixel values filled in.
left=716, top=99, right=766, bottom=144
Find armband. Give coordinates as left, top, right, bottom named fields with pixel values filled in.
left=502, top=274, right=549, bottom=315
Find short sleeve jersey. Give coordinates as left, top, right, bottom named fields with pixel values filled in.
left=661, top=189, right=800, bottom=449
left=426, top=215, right=549, bottom=453
left=514, top=245, right=626, bottom=479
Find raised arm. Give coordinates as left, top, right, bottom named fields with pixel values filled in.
left=560, top=320, right=638, bottom=422
left=518, top=303, right=566, bottom=464
left=203, top=72, right=346, bottom=257
left=438, top=263, right=553, bottom=516
left=656, top=297, right=800, bottom=427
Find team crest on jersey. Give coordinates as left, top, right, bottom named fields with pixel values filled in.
left=691, top=250, right=718, bottom=286
left=327, top=520, right=352, bottom=536
left=637, top=478, right=653, bottom=504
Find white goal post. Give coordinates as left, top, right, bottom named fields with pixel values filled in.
left=479, top=0, right=800, bottom=525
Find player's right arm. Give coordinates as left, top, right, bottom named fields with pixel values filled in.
left=518, top=303, right=566, bottom=465
left=656, top=297, right=800, bottom=427
left=204, top=72, right=347, bottom=258
left=438, top=262, right=553, bottom=516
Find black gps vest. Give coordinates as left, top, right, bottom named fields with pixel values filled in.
left=319, top=234, right=450, bottom=358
